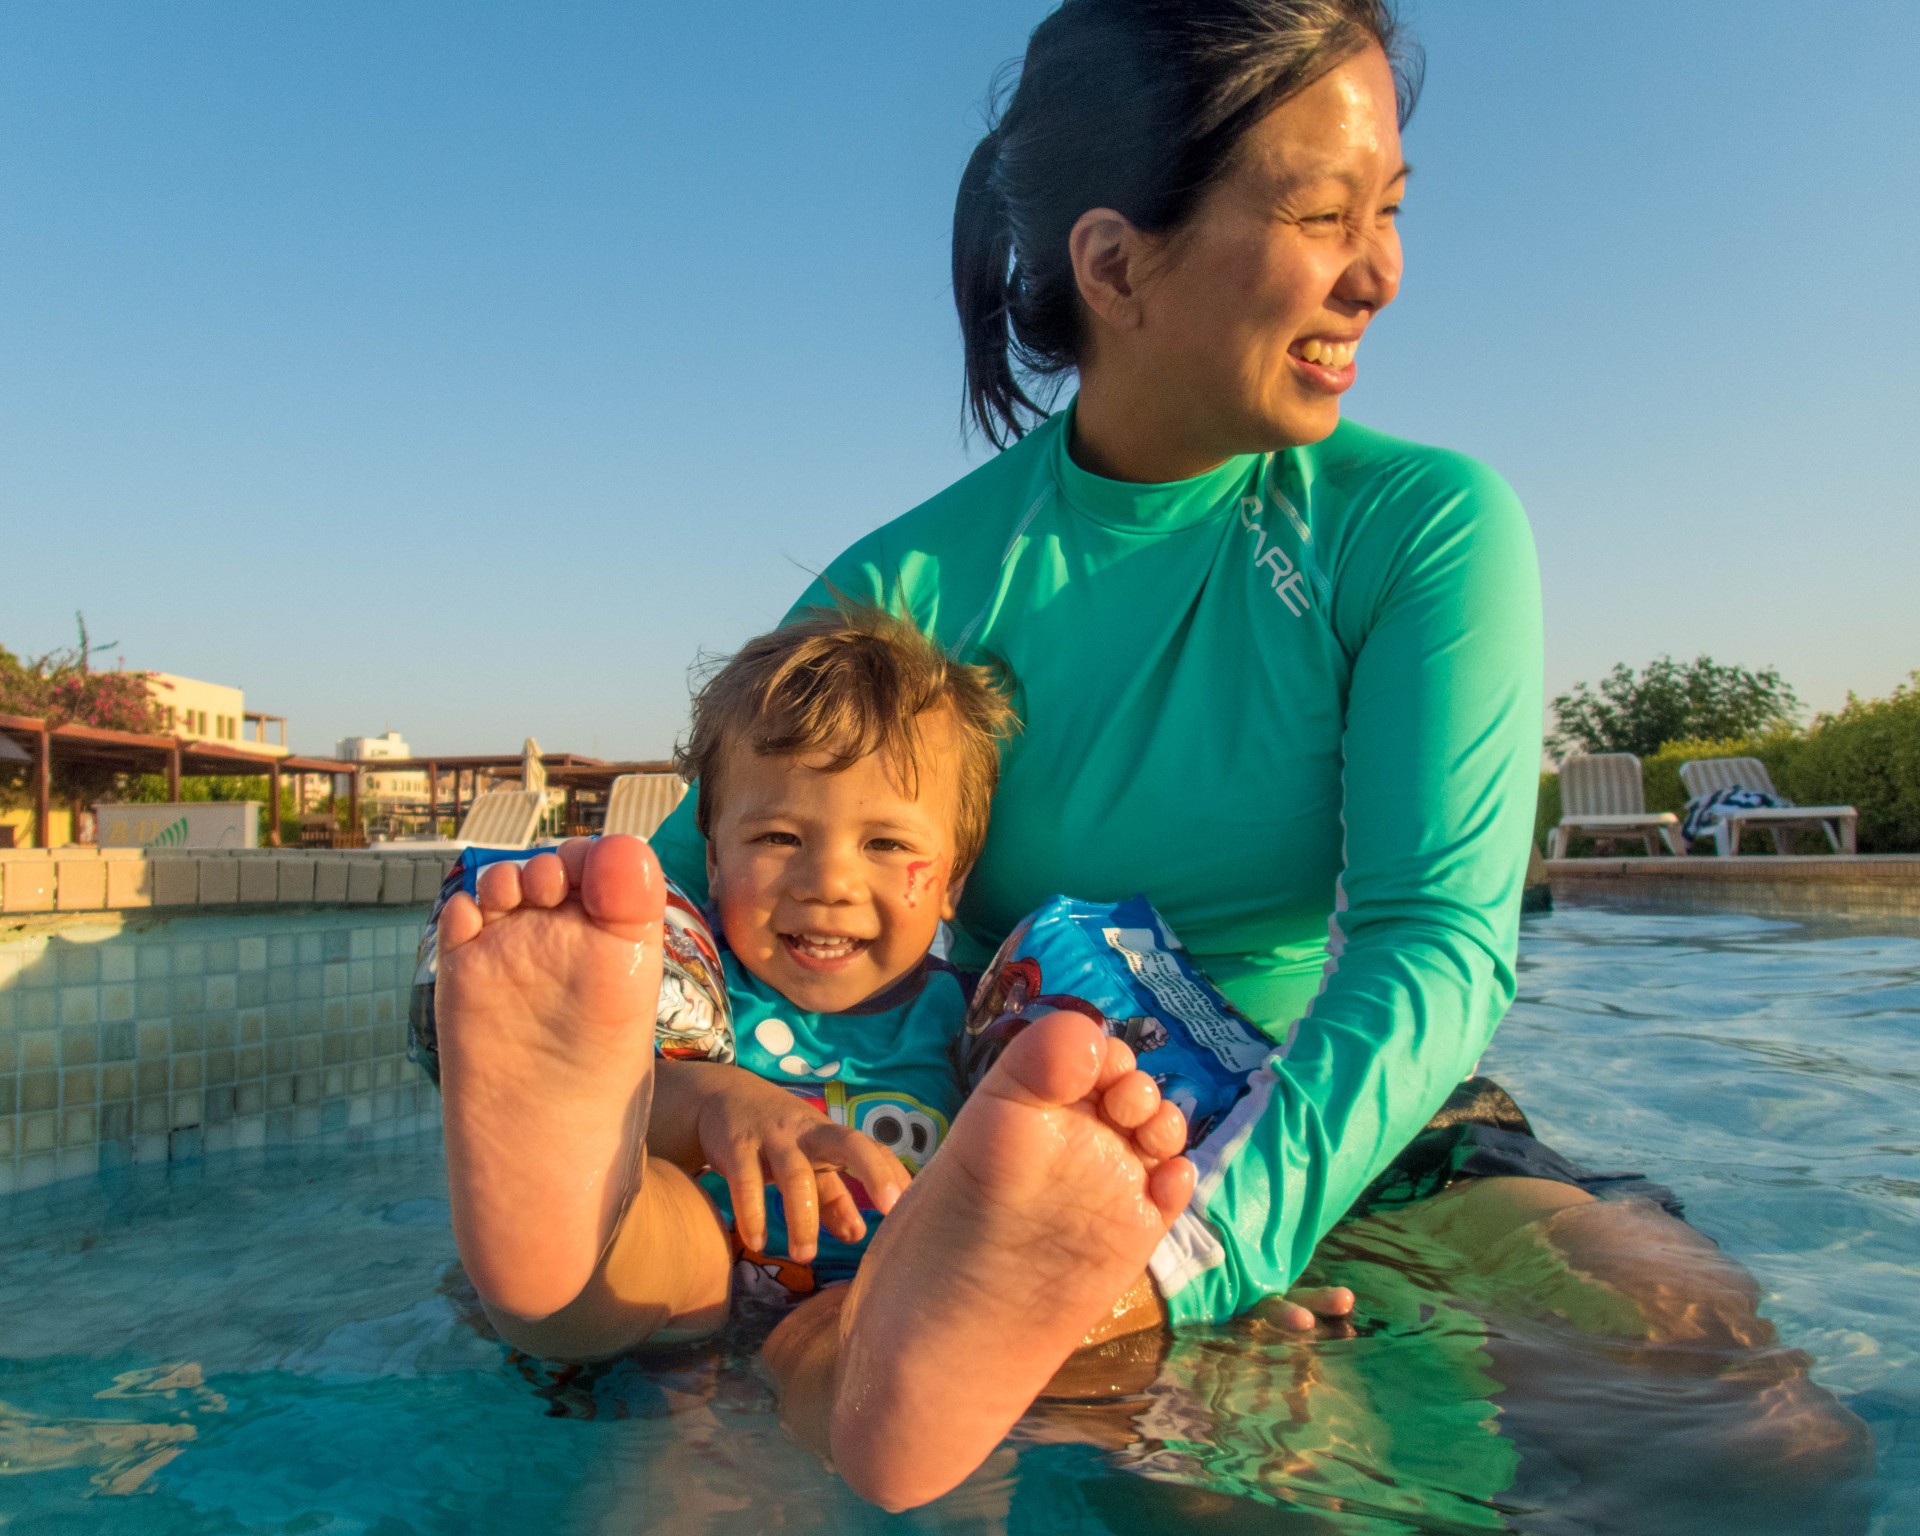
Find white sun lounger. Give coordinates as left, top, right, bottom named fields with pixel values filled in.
left=603, top=773, right=687, bottom=840
left=1550, top=753, right=1687, bottom=858
left=453, top=789, right=545, bottom=849
left=1677, top=756, right=1857, bottom=857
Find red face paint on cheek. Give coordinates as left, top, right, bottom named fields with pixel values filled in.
left=904, top=860, right=933, bottom=907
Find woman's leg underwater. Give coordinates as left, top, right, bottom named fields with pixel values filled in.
left=1331, top=1176, right=1875, bottom=1531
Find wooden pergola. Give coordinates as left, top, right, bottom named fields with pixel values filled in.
left=354, top=754, right=673, bottom=838
left=0, top=713, right=669, bottom=848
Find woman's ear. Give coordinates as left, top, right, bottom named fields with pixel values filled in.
left=1069, top=207, right=1150, bottom=333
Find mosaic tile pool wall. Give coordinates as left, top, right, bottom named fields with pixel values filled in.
left=0, top=905, right=438, bottom=1200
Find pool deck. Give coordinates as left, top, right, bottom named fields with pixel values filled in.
left=0, top=846, right=449, bottom=914
left=1545, top=853, right=1920, bottom=918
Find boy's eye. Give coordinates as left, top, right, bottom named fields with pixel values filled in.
left=868, top=838, right=912, bottom=853
left=754, top=831, right=800, bottom=847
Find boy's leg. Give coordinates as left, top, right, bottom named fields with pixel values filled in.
left=437, top=836, right=731, bottom=1358
left=815, top=1012, right=1195, bottom=1513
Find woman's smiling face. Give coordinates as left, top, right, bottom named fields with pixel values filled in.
left=1094, top=44, right=1408, bottom=458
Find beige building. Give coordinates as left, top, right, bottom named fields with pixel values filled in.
left=337, top=732, right=429, bottom=802
left=147, top=672, right=289, bottom=757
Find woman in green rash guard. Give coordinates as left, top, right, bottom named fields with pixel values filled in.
left=650, top=0, right=1868, bottom=1515
left=650, top=0, right=1572, bottom=1336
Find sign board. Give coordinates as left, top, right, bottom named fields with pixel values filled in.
left=95, top=802, right=261, bottom=850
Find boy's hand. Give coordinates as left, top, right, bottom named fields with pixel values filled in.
left=694, top=1068, right=912, bottom=1263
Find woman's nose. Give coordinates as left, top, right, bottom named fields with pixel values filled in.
left=1335, top=225, right=1401, bottom=313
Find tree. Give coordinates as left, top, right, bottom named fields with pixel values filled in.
left=0, top=615, right=163, bottom=815
left=1548, top=655, right=1800, bottom=760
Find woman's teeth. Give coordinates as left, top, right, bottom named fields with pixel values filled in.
left=1298, top=339, right=1356, bottom=368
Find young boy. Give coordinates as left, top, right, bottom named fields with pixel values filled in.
left=432, top=604, right=1194, bottom=1506
left=668, top=605, right=1015, bottom=1303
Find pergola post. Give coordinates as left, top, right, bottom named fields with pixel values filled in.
left=452, top=770, right=464, bottom=828
left=427, top=762, right=439, bottom=837
left=349, top=769, right=363, bottom=845
left=267, top=760, right=282, bottom=848
left=564, top=782, right=577, bottom=835
left=166, top=741, right=181, bottom=802
left=33, top=725, right=50, bottom=849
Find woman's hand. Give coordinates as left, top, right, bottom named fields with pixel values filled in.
left=653, top=1061, right=911, bottom=1262
left=1253, top=1285, right=1356, bottom=1334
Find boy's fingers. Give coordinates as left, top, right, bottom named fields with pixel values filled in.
left=711, top=1142, right=768, bottom=1253
left=815, top=1170, right=868, bottom=1245
left=802, top=1123, right=909, bottom=1214
left=769, top=1149, right=819, bottom=1263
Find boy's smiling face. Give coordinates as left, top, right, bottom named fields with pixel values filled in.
left=705, top=708, right=966, bottom=1015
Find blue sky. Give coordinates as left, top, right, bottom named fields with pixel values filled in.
left=4, top=1, right=1915, bottom=759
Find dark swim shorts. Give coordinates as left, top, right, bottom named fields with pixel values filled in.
left=1354, top=1077, right=1686, bottom=1221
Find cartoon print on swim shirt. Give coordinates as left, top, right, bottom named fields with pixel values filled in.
left=740, top=1015, right=953, bottom=1176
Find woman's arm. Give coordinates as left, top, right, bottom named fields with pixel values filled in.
left=1154, top=464, right=1544, bottom=1324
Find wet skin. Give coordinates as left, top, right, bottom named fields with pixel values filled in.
left=432, top=831, right=1209, bottom=1511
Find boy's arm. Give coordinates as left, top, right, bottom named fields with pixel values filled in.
left=645, top=1060, right=732, bottom=1172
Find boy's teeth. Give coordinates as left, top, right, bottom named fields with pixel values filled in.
left=1299, top=340, right=1355, bottom=367
left=793, top=934, right=858, bottom=957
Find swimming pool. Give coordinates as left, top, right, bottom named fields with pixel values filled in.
left=2, top=905, right=1914, bottom=1533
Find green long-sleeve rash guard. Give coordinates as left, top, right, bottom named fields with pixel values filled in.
left=650, top=407, right=1544, bottom=1325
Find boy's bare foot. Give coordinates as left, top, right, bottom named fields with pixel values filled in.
left=436, top=836, right=664, bottom=1321
left=829, top=1011, right=1195, bottom=1511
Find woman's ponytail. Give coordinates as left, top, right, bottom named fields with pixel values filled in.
left=952, top=129, right=1041, bottom=448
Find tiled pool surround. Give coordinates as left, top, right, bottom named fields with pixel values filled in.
left=0, top=847, right=451, bottom=913
left=1545, top=853, right=1920, bottom=919
left=0, top=902, right=437, bottom=1199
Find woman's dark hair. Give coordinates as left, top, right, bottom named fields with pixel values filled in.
left=954, top=0, right=1421, bottom=446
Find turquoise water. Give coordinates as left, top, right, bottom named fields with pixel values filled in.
left=2, top=906, right=1915, bottom=1533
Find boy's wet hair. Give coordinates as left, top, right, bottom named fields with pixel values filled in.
left=678, top=604, right=1017, bottom=875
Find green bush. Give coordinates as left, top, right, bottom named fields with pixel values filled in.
left=1784, top=677, right=1920, bottom=852
left=1537, top=676, right=1920, bottom=855
left=1534, top=770, right=1561, bottom=853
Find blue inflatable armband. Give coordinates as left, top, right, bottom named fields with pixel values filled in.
left=962, top=895, right=1274, bottom=1148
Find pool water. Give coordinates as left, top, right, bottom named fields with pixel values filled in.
left=2, top=906, right=1915, bottom=1534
